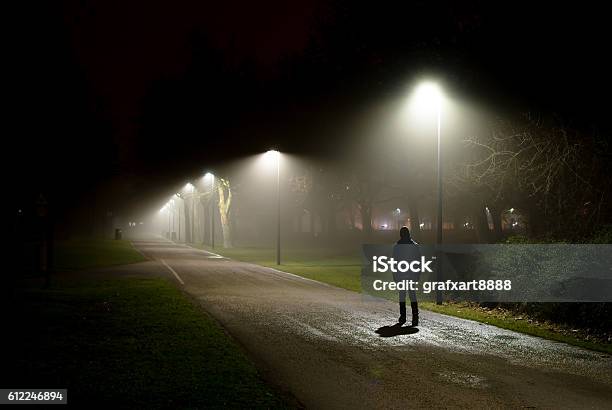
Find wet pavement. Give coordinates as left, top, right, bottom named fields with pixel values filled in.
left=132, top=237, right=612, bottom=409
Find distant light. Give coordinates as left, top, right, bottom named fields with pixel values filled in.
left=509, top=208, right=515, bottom=213
left=204, top=172, right=214, bottom=179
left=419, top=223, right=425, bottom=228
left=184, top=182, right=195, bottom=192
left=381, top=224, right=388, bottom=229
left=395, top=208, right=401, bottom=214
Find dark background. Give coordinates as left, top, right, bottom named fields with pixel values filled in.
left=7, top=0, right=611, bottom=235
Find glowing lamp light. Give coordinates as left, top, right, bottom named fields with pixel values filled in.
left=203, top=172, right=215, bottom=189
left=413, top=81, right=442, bottom=110
left=263, top=149, right=280, bottom=166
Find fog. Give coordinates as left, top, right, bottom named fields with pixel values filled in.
left=121, top=86, right=530, bottom=253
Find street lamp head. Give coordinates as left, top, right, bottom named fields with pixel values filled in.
left=413, top=81, right=442, bottom=110
left=264, top=149, right=280, bottom=159
left=262, top=149, right=280, bottom=168
left=402, top=80, right=445, bottom=127
left=204, top=172, right=214, bottom=179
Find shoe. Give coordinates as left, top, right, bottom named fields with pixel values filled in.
left=398, top=302, right=407, bottom=325
left=411, top=302, right=419, bottom=326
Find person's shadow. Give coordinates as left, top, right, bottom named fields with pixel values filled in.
left=375, top=324, right=419, bottom=337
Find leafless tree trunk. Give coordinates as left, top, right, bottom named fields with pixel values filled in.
left=489, top=205, right=503, bottom=242
left=217, top=177, right=233, bottom=248
left=358, top=200, right=372, bottom=238
left=409, top=200, right=420, bottom=236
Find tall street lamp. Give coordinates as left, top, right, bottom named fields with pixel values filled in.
left=184, top=182, right=195, bottom=243
left=204, top=172, right=215, bottom=249
left=413, top=81, right=444, bottom=304
left=264, top=150, right=281, bottom=265
left=170, top=198, right=176, bottom=240
left=395, top=208, right=401, bottom=230
left=175, top=194, right=182, bottom=242
left=160, top=205, right=170, bottom=238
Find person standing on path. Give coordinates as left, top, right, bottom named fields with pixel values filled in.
left=392, top=226, right=420, bottom=326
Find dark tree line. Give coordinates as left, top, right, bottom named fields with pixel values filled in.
left=455, top=114, right=612, bottom=240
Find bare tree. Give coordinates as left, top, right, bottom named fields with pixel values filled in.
left=458, top=114, right=610, bottom=238
left=216, top=176, right=233, bottom=248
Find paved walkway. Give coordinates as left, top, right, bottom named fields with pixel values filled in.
left=133, top=238, right=612, bottom=408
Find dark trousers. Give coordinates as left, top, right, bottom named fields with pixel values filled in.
left=399, top=289, right=417, bottom=303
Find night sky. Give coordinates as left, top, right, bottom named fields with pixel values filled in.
left=9, top=1, right=612, bottom=228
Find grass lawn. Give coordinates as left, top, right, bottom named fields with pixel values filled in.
left=198, top=245, right=362, bottom=292
left=421, top=301, right=612, bottom=354
left=54, top=239, right=147, bottom=270
left=4, top=276, right=288, bottom=408
left=201, top=245, right=612, bottom=354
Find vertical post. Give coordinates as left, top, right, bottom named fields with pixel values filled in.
left=396, top=209, right=400, bottom=230
left=191, top=189, right=195, bottom=243
left=211, top=175, right=215, bottom=249
left=276, top=154, right=281, bottom=265
left=435, top=103, right=443, bottom=305
left=167, top=209, right=170, bottom=237
left=178, top=203, right=181, bottom=242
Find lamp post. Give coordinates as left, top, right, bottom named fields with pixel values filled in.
left=413, top=81, right=444, bottom=304
left=395, top=208, right=401, bottom=230
left=264, top=150, right=281, bottom=265
left=205, top=172, right=215, bottom=249
left=160, top=205, right=170, bottom=238
left=192, top=188, right=195, bottom=243
left=177, top=195, right=181, bottom=242
left=170, top=198, right=176, bottom=240
left=184, top=183, right=195, bottom=243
